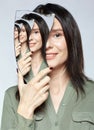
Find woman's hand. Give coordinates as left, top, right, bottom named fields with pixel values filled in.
left=17, top=52, right=32, bottom=76
left=15, top=41, right=21, bottom=57
left=17, top=67, right=51, bottom=119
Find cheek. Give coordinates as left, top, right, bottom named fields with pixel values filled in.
left=14, top=32, right=17, bottom=36
left=36, top=36, right=42, bottom=44
left=24, top=34, right=27, bottom=39
left=36, top=34, right=42, bottom=41
left=37, top=42, right=42, bottom=49
left=55, top=39, right=67, bottom=51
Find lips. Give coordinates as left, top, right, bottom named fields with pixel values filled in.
left=20, top=37, right=24, bottom=41
left=29, top=42, right=36, bottom=47
left=46, top=53, right=57, bottom=60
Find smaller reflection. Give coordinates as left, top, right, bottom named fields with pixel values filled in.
left=14, top=22, right=21, bottom=58
left=14, top=12, right=50, bottom=83
left=14, top=19, right=30, bottom=62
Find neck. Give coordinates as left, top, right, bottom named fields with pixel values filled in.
left=49, top=66, right=70, bottom=113
left=49, top=66, right=69, bottom=94
left=31, top=50, right=43, bottom=76
left=21, top=42, right=27, bottom=56
left=14, top=38, right=19, bottom=44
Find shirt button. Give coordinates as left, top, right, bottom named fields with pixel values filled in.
left=55, top=121, right=58, bottom=126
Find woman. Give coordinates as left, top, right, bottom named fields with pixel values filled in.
left=1, top=3, right=94, bottom=130
left=17, top=12, right=50, bottom=83
left=14, top=22, right=21, bottom=58
left=33, top=3, right=94, bottom=130
left=1, top=12, right=51, bottom=130
left=14, top=19, right=32, bottom=60
left=14, top=19, right=33, bottom=83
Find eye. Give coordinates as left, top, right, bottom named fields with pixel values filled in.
left=14, top=28, right=17, bottom=31
left=21, top=29, right=26, bottom=32
left=54, top=33, right=61, bottom=38
left=22, top=29, right=25, bottom=32
left=34, top=30, right=39, bottom=34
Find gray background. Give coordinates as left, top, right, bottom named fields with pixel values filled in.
left=0, top=0, right=94, bottom=126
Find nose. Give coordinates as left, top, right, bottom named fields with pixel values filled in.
left=19, top=32, right=22, bottom=36
left=29, top=33, right=33, bottom=41
left=46, top=38, right=53, bottom=49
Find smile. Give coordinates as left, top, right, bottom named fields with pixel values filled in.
left=20, top=37, right=24, bottom=40
left=29, top=42, right=36, bottom=47
left=46, top=53, right=57, bottom=60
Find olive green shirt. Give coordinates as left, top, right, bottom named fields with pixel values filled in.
left=1, top=81, right=94, bottom=130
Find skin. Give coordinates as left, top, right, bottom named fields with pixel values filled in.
left=17, top=67, right=51, bottom=119
left=18, top=52, right=32, bottom=76
left=19, top=25, right=27, bottom=44
left=14, top=27, right=19, bottom=39
left=18, top=22, right=43, bottom=76
left=29, top=22, right=42, bottom=53
left=28, top=22, right=43, bottom=75
left=46, top=18, right=68, bottom=69
left=14, top=27, right=21, bottom=57
left=17, top=24, right=32, bottom=76
left=17, top=18, right=70, bottom=119
left=46, top=18, right=69, bottom=112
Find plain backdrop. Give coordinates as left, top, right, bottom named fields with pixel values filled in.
left=0, top=0, right=94, bottom=126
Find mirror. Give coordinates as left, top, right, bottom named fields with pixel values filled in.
left=14, top=10, right=53, bottom=83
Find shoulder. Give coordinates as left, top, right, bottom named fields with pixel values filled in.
left=74, top=80, right=94, bottom=111
left=84, top=80, right=94, bottom=96
left=3, top=85, right=19, bottom=108
left=4, top=85, right=18, bottom=101
left=5, top=85, right=18, bottom=95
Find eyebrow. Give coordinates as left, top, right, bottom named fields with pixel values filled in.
left=32, top=28, right=39, bottom=31
left=51, top=29, right=63, bottom=32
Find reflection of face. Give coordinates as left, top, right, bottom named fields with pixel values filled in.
left=46, top=18, right=68, bottom=69
left=29, top=22, right=42, bottom=52
left=14, top=27, right=19, bottom=39
left=19, top=25, right=27, bottom=44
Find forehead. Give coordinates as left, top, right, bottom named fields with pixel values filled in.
left=51, top=18, right=62, bottom=30
left=32, top=22, right=39, bottom=29
left=14, top=26, right=18, bottom=30
left=21, top=24, right=25, bottom=29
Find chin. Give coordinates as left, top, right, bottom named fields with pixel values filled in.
left=47, top=63, right=55, bottom=69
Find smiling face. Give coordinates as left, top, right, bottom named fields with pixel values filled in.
left=46, top=18, right=68, bottom=69
left=19, top=25, right=27, bottom=44
left=29, top=22, right=42, bottom=52
left=14, top=27, right=19, bottom=39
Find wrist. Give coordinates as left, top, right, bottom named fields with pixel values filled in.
left=17, top=103, right=34, bottom=119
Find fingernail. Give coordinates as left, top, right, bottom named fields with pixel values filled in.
left=16, top=68, right=18, bottom=73
left=49, top=67, right=53, bottom=70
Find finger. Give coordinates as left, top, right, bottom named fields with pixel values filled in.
left=29, top=67, right=51, bottom=84
left=16, top=46, right=21, bottom=51
left=23, top=52, right=32, bottom=60
left=18, top=57, right=31, bottom=73
left=16, top=50, right=21, bottom=57
left=34, top=91, right=49, bottom=108
left=39, top=85, right=50, bottom=94
left=37, top=76, right=50, bottom=89
left=41, top=91, right=49, bottom=101
left=18, top=69, right=24, bottom=87
left=15, top=42, right=21, bottom=48
left=24, top=57, right=32, bottom=64
left=21, top=63, right=31, bottom=76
